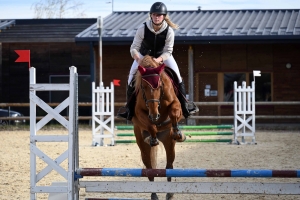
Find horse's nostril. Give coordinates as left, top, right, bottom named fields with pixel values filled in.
left=157, top=114, right=160, bottom=119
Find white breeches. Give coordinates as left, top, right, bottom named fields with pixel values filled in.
left=128, top=53, right=182, bottom=85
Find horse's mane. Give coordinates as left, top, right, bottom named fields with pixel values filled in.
left=134, top=72, right=141, bottom=93
left=134, top=55, right=160, bottom=93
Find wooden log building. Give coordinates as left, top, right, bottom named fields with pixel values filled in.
left=0, top=9, right=300, bottom=124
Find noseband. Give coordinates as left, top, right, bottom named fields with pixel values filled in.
left=140, top=73, right=164, bottom=109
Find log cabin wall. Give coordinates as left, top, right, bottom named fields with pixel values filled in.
left=94, top=43, right=300, bottom=124
left=1, top=42, right=90, bottom=115
left=193, top=43, right=300, bottom=124
left=1, top=41, right=299, bottom=123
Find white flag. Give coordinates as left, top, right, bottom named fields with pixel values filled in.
left=253, top=70, right=261, bottom=77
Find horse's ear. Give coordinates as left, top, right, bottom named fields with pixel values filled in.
left=155, top=63, right=165, bottom=74
left=138, top=66, right=146, bottom=75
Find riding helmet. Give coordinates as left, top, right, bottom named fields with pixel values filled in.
left=150, top=2, right=167, bottom=15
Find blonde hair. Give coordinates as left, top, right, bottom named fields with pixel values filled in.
left=148, top=14, right=179, bottom=30
left=164, top=14, right=179, bottom=29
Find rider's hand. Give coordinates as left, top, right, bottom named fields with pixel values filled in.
left=134, top=54, right=141, bottom=65
left=153, top=57, right=163, bottom=64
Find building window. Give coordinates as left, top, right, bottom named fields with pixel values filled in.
left=250, top=73, right=271, bottom=101
left=224, top=73, right=246, bottom=102
left=223, top=73, right=272, bottom=102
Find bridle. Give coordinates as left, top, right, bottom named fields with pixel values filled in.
left=140, top=73, right=164, bottom=109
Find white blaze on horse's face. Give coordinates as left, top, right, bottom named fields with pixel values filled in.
left=148, top=89, right=161, bottom=122
left=142, top=82, right=161, bottom=122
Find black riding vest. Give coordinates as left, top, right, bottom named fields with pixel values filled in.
left=139, top=22, right=169, bottom=58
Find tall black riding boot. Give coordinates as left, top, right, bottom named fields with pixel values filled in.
left=178, top=81, right=199, bottom=118
left=117, top=83, right=136, bottom=121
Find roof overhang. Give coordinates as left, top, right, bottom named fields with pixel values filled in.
left=75, top=35, right=300, bottom=46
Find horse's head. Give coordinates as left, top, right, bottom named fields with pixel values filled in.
left=137, top=56, right=165, bottom=122
left=139, top=55, right=160, bottom=68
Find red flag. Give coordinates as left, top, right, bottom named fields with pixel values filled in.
left=15, top=50, right=31, bottom=68
left=113, top=79, right=120, bottom=86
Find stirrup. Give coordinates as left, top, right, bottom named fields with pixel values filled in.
left=118, top=112, right=129, bottom=119
left=117, top=107, right=128, bottom=119
left=187, top=102, right=199, bottom=114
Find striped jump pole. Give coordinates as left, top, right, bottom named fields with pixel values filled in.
left=115, top=125, right=234, bottom=143
left=116, top=132, right=233, bottom=137
left=115, top=125, right=233, bottom=130
left=115, top=139, right=232, bottom=143
left=78, top=168, right=300, bottom=195
left=76, top=168, right=300, bottom=178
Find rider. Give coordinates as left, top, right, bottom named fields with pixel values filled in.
left=117, top=2, right=199, bottom=120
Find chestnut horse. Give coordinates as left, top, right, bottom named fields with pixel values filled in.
left=131, top=55, right=186, bottom=200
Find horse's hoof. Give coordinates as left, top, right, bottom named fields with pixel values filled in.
left=172, top=127, right=183, bottom=140
left=144, top=136, right=151, bottom=145
left=150, top=137, right=159, bottom=147
left=172, top=132, right=183, bottom=140
left=151, top=192, right=159, bottom=200
left=176, top=133, right=186, bottom=142
left=166, top=193, right=175, bottom=200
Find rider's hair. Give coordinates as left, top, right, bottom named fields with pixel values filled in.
left=148, top=14, right=179, bottom=30
left=164, top=15, right=179, bottom=29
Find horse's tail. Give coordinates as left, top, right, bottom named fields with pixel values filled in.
left=150, top=145, right=158, bottom=169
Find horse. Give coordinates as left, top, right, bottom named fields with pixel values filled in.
left=131, top=55, right=186, bottom=200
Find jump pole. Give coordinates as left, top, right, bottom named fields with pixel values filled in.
left=115, top=125, right=233, bottom=143
left=77, top=168, right=300, bottom=178
left=115, top=126, right=233, bottom=143
left=115, top=139, right=232, bottom=143
left=75, top=168, right=300, bottom=195
left=116, top=132, right=233, bottom=136
left=79, top=181, right=300, bottom=195
left=115, top=125, right=233, bottom=130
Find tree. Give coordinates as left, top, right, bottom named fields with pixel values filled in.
left=31, top=0, right=86, bottom=18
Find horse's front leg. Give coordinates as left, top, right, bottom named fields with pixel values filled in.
left=169, top=102, right=186, bottom=142
left=135, top=110, right=159, bottom=147
left=163, top=134, right=176, bottom=200
left=172, top=125, right=186, bottom=142
left=147, top=124, right=159, bottom=147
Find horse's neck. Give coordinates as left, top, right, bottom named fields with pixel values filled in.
left=161, top=72, right=176, bottom=97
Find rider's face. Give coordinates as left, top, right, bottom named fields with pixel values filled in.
left=151, top=13, right=164, bottom=25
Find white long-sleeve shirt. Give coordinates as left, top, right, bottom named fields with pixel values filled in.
left=130, top=20, right=175, bottom=61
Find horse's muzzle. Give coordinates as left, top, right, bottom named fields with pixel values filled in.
left=148, top=113, right=160, bottom=122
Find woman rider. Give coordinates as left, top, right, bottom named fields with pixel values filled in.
left=118, top=2, right=198, bottom=120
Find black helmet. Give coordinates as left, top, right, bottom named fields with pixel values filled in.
left=150, top=2, right=167, bottom=15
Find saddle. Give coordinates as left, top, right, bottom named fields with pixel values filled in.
left=164, top=67, right=180, bottom=96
